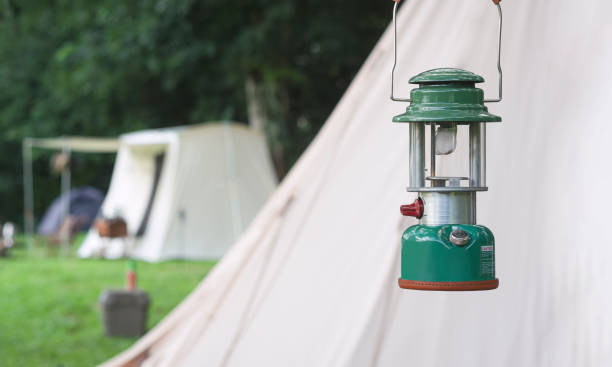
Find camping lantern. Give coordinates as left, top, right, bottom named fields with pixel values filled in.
left=391, top=0, right=503, bottom=291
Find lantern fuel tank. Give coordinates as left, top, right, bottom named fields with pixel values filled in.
left=390, top=0, right=504, bottom=291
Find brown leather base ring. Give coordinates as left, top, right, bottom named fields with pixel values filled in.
left=398, top=278, right=499, bottom=291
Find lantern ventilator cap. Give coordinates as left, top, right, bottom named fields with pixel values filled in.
left=392, top=68, right=502, bottom=124
left=408, top=68, right=484, bottom=84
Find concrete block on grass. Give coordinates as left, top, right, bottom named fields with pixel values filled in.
left=99, top=289, right=149, bottom=337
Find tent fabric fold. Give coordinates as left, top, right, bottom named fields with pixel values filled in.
left=102, top=0, right=612, bottom=365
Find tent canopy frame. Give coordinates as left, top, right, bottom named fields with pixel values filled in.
left=22, top=136, right=119, bottom=250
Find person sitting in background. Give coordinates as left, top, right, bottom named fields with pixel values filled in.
left=0, top=222, right=15, bottom=257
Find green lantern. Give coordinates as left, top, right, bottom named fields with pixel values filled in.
left=391, top=0, right=503, bottom=291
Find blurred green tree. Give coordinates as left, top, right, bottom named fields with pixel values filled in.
left=0, top=0, right=388, bottom=226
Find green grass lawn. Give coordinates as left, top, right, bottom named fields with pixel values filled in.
left=0, top=238, right=216, bottom=367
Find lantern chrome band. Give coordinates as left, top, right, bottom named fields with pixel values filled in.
left=407, top=187, right=488, bottom=192
left=419, top=191, right=476, bottom=225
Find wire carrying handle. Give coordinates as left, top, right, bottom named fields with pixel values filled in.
left=390, top=0, right=503, bottom=103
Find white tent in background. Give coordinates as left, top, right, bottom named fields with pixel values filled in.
left=102, top=0, right=612, bottom=366
left=78, top=122, right=277, bottom=261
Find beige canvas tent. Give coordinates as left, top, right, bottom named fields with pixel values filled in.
left=79, top=122, right=277, bottom=261
left=102, top=0, right=612, bottom=365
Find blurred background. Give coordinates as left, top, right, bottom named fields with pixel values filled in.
left=0, top=0, right=388, bottom=224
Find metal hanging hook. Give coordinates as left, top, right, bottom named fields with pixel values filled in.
left=390, top=0, right=503, bottom=103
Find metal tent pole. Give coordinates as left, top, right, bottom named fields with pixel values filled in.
left=60, top=142, right=72, bottom=254
left=22, top=138, right=35, bottom=251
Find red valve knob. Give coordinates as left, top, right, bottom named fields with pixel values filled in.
left=400, top=198, right=424, bottom=219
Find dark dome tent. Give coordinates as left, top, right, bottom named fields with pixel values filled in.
left=37, top=187, right=104, bottom=235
